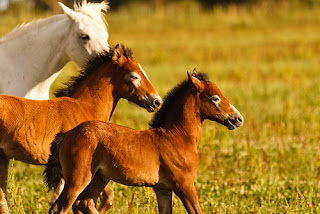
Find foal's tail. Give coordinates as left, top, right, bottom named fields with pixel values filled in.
left=43, top=133, right=66, bottom=190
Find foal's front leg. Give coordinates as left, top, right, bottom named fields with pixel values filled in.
left=153, top=187, right=173, bottom=214
left=173, top=181, right=202, bottom=214
left=72, top=186, right=114, bottom=214
left=0, top=156, right=9, bottom=214
left=97, top=186, right=114, bottom=213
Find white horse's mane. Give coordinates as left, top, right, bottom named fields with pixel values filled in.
left=0, top=0, right=109, bottom=43
left=74, top=0, right=109, bottom=30
left=0, top=15, right=64, bottom=43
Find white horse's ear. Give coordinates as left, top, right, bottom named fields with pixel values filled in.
left=59, top=2, right=76, bottom=18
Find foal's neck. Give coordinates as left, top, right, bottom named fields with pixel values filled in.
left=71, top=63, right=119, bottom=122
left=162, top=89, right=202, bottom=146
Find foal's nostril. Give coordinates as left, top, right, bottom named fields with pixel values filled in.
left=153, top=99, right=161, bottom=108
left=236, top=116, right=243, bottom=123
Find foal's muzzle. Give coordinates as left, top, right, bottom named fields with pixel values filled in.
left=224, top=112, right=244, bottom=130
left=142, top=94, right=163, bottom=112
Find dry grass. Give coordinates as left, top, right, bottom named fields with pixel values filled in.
left=1, top=1, right=320, bottom=213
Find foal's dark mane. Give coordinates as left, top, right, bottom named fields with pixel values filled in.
left=149, top=72, right=209, bottom=128
left=55, top=44, right=133, bottom=98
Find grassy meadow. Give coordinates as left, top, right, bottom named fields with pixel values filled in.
left=1, top=1, right=320, bottom=213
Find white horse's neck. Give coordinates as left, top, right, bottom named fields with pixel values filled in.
left=0, top=15, right=72, bottom=97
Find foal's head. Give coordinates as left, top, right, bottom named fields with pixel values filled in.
left=189, top=69, right=244, bottom=130
left=111, top=44, right=162, bottom=112
left=54, top=44, right=162, bottom=112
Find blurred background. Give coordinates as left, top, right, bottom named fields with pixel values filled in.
left=1, top=0, right=320, bottom=213
left=1, top=0, right=320, bottom=13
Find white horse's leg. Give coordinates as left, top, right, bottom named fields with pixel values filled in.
left=24, top=70, right=62, bottom=100
left=0, top=156, right=9, bottom=214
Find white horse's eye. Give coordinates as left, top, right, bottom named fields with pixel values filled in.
left=211, top=95, right=221, bottom=103
left=81, top=34, right=90, bottom=41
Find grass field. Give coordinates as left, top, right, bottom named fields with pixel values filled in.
left=1, top=1, right=320, bottom=213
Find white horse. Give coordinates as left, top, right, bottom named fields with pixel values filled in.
left=0, top=0, right=109, bottom=100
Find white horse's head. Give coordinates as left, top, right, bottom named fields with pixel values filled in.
left=59, top=1, right=110, bottom=68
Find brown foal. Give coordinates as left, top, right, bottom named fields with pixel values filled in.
left=45, top=69, right=244, bottom=214
left=0, top=44, right=162, bottom=214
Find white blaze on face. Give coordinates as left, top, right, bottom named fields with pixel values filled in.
left=230, top=104, right=240, bottom=114
left=139, top=64, right=150, bottom=82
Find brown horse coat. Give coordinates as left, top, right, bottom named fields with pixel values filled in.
left=0, top=44, right=162, bottom=214
left=46, top=70, right=243, bottom=214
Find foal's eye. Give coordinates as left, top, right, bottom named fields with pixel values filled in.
left=130, top=75, right=139, bottom=80
left=210, top=95, right=221, bottom=103
left=81, top=34, right=90, bottom=41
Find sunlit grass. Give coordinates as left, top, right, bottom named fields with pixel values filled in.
left=1, top=1, right=320, bottom=213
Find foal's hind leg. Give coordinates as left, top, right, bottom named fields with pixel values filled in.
left=72, top=172, right=110, bottom=214
left=0, top=156, right=9, bottom=214
left=50, top=179, right=65, bottom=205
left=49, top=151, right=95, bottom=213
left=49, top=174, right=92, bottom=214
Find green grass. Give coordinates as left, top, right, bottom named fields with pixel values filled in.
left=1, top=1, right=320, bottom=213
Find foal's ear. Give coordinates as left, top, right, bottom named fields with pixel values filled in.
left=187, top=70, right=204, bottom=92
left=59, top=2, right=76, bottom=19
left=112, top=44, right=126, bottom=66
left=192, top=68, right=199, bottom=76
